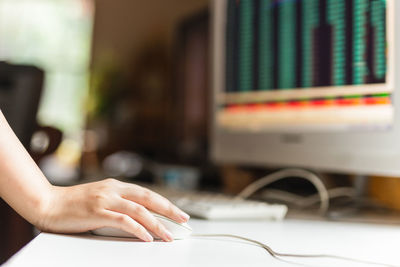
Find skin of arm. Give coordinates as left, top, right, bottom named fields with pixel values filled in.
left=0, top=111, right=189, bottom=242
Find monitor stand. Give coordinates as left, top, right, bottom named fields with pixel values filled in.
left=327, top=175, right=390, bottom=220
left=353, top=174, right=369, bottom=202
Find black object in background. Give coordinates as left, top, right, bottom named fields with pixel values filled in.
left=172, top=9, right=210, bottom=164
left=0, top=62, right=44, bottom=264
left=0, top=61, right=44, bottom=148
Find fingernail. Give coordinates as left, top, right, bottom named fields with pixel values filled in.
left=180, top=212, right=190, bottom=222
left=164, top=230, right=174, bottom=242
left=144, top=232, right=154, bottom=242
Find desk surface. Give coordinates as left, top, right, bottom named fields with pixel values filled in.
left=4, top=218, right=400, bottom=267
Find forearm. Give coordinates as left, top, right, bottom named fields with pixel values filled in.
left=0, top=111, right=52, bottom=226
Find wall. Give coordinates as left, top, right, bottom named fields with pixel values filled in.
left=91, top=0, right=209, bottom=68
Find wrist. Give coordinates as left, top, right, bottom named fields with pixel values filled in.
left=34, top=184, right=61, bottom=231
left=35, top=184, right=88, bottom=234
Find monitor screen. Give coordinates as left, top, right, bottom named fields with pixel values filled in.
left=216, top=0, right=392, bottom=132
left=211, top=0, right=400, bottom=175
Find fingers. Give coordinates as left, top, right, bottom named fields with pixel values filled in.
left=91, top=179, right=189, bottom=242
left=100, top=209, right=154, bottom=242
left=109, top=198, right=174, bottom=242
left=121, top=185, right=190, bottom=223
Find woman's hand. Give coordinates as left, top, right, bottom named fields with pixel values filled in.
left=37, top=179, right=190, bottom=242
left=0, top=112, right=187, bottom=242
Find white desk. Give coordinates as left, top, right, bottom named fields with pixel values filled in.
left=4, top=219, right=400, bottom=267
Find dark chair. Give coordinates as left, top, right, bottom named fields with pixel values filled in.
left=0, top=62, right=44, bottom=147
left=0, top=62, right=44, bottom=264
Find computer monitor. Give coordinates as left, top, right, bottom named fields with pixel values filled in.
left=211, top=0, right=400, bottom=176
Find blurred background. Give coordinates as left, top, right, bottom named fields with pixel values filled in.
left=0, top=0, right=212, bottom=262
left=1, top=0, right=400, bottom=264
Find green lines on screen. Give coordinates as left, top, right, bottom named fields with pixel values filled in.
left=353, top=0, right=369, bottom=84
left=238, top=0, right=254, bottom=92
left=258, top=0, right=273, bottom=90
left=327, top=0, right=346, bottom=86
left=371, top=0, right=386, bottom=80
left=226, top=0, right=237, bottom=92
left=278, top=0, right=296, bottom=89
left=302, top=0, right=319, bottom=88
left=224, top=0, right=387, bottom=93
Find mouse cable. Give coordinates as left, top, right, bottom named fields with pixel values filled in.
left=192, top=234, right=398, bottom=267
left=260, top=187, right=356, bottom=208
left=236, top=168, right=330, bottom=215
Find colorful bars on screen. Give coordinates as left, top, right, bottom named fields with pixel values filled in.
left=225, top=0, right=387, bottom=92
left=224, top=94, right=391, bottom=113
left=371, top=0, right=386, bottom=80
left=302, top=0, right=319, bottom=88
left=258, top=0, right=273, bottom=90
left=327, top=0, right=346, bottom=86
left=353, top=0, right=369, bottom=85
left=238, top=0, right=254, bottom=92
left=278, top=0, right=296, bottom=89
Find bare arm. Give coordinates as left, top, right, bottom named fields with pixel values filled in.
left=0, top=111, right=189, bottom=242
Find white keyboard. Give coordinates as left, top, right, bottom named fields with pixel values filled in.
left=154, top=188, right=288, bottom=220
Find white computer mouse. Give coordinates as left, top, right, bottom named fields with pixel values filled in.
left=91, top=212, right=193, bottom=240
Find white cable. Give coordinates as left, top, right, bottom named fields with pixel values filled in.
left=192, top=234, right=399, bottom=267
left=236, top=168, right=330, bottom=214
left=261, top=187, right=356, bottom=208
